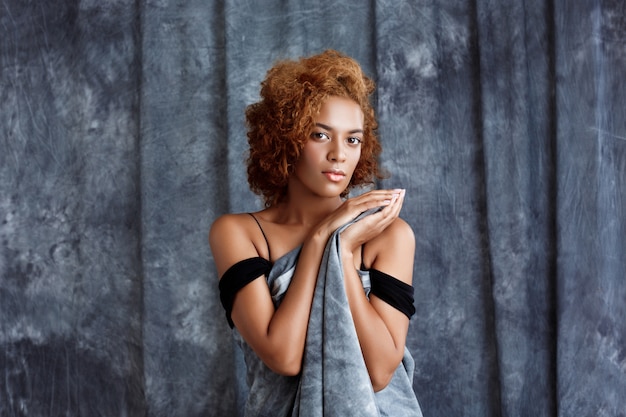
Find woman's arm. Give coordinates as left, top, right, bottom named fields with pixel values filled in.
left=210, top=213, right=325, bottom=375
left=339, top=190, right=416, bottom=391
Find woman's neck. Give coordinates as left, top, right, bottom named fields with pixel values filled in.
left=272, top=192, right=342, bottom=227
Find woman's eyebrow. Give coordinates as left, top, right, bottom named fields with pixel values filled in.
left=315, top=122, right=363, bottom=134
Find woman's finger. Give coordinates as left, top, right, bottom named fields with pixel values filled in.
left=342, top=190, right=405, bottom=244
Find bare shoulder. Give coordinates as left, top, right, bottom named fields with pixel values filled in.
left=386, top=217, right=415, bottom=244
left=209, top=213, right=260, bottom=277
left=366, top=217, right=415, bottom=285
left=209, top=213, right=253, bottom=246
left=210, top=212, right=249, bottom=238
left=371, top=217, right=415, bottom=252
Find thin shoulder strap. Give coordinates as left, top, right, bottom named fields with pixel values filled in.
left=360, top=244, right=366, bottom=270
left=248, top=213, right=271, bottom=261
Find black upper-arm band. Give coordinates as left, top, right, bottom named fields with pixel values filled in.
left=369, top=268, right=416, bottom=319
left=218, top=257, right=272, bottom=328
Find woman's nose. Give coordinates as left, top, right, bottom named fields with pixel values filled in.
left=328, top=140, right=346, bottom=162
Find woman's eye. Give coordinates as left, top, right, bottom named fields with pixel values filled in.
left=311, top=132, right=330, bottom=141
left=347, top=137, right=362, bottom=145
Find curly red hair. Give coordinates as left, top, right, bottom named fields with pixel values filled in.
left=246, top=49, right=384, bottom=207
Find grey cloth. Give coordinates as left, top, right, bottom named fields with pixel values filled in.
left=233, top=211, right=422, bottom=416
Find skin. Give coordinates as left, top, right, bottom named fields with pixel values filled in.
left=209, top=96, right=415, bottom=392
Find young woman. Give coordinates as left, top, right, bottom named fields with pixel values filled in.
left=210, top=50, right=422, bottom=416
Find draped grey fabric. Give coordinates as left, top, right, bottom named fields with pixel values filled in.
left=230, top=210, right=422, bottom=417
left=1, top=1, right=624, bottom=416
left=294, top=210, right=421, bottom=417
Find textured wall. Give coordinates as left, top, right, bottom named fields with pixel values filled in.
left=1, top=0, right=624, bottom=416
left=1, top=1, right=145, bottom=415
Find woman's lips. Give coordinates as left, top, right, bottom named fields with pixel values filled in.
left=323, top=171, right=345, bottom=182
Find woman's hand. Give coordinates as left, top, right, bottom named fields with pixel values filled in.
left=338, top=189, right=405, bottom=253
left=312, top=189, right=405, bottom=244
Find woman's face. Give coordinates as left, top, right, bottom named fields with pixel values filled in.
left=291, top=96, right=364, bottom=199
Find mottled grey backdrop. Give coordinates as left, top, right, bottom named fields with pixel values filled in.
left=1, top=0, right=624, bottom=416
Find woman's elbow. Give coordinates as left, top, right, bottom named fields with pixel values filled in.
left=265, top=353, right=302, bottom=376
left=272, top=362, right=301, bottom=377
left=368, top=350, right=405, bottom=391
left=370, top=369, right=395, bottom=392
